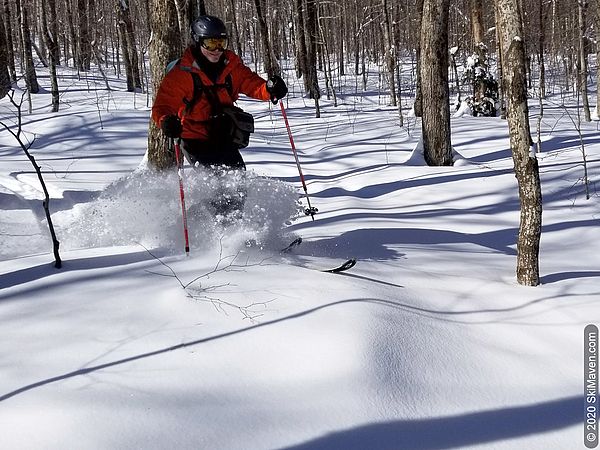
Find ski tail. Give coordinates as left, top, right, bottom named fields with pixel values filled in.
left=321, top=258, right=357, bottom=273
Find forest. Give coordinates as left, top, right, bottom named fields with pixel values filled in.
left=0, top=0, right=598, bottom=287
left=1, top=0, right=597, bottom=118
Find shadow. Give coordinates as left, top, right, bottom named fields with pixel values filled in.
left=292, top=227, right=519, bottom=261
left=338, top=271, right=405, bottom=289
left=282, top=396, right=581, bottom=450
left=312, top=167, right=513, bottom=200
left=0, top=251, right=154, bottom=291
left=0, top=296, right=572, bottom=402
left=541, top=271, right=600, bottom=284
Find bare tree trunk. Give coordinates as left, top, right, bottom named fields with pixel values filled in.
left=495, top=1, right=506, bottom=119
left=414, top=0, right=424, bottom=117
left=65, top=0, right=78, bottom=68
left=148, top=0, right=181, bottom=170
left=4, top=0, right=17, bottom=82
left=597, top=0, right=600, bottom=114
left=174, top=0, right=191, bottom=51
left=253, top=0, right=280, bottom=76
left=117, top=0, right=142, bottom=91
left=317, top=9, right=337, bottom=106
left=382, top=0, right=397, bottom=106
left=41, top=0, right=60, bottom=111
left=470, top=0, right=484, bottom=47
left=295, top=0, right=308, bottom=84
left=18, top=0, right=39, bottom=94
left=496, top=0, right=543, bottom=286
left=305, top=0, right=321, bottom=116
left=538, top=0, right=546, bottom=98
left=48, top=0, right=60, bottom=64
left=0, top=14, right=10, bottom=98
left=420, top=0, right=452, bottom=166
left=77, top=0, right=91, bottom=71
left=578, top=0, right=591, bottom=121
left=228, top=0, right=243, bottom=55
left=470, top=0, right=487, bottom=105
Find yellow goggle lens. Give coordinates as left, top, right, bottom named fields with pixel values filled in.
left=201, top=38, right=228, bottom=52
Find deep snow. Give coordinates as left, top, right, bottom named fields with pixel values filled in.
left=0, top=62, right=599, bottom=450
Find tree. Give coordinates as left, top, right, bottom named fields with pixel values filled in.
left=467, top=0, right=497, bottom=116
left=413, top=0, right=424, bottom=117
left=295, top=0, right=321, bottom=116
left=382, top=0, right=397, bottom=107
left=3, top=0, right=17, bottom=83
left=41, top=0, right=60, bottom=111
left=597, top=0, right=600, bottom=114
left=76, top=0, right=92, bottom=71
left=17, top=0, right=39, bottom=95
left=496, top=0, right=543, bottom=286
left=252, top=0, right=280, bottom=76
left=0, top=14, right=10, bottom=98
left=420, top=0, right=452, bottom=166
left=117, top=0, right=142, bottom=92
left=147, top=0, right=182, bottom=170
left=1, top=91, right=62, bottom=268
left=578, top=0, right=591, bottom=121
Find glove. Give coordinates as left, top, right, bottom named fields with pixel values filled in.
left=161, top=114, right=182, bottom=138
left=266, top=75, right=288, bottom=104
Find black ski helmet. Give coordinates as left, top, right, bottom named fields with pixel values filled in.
left=191, top=16, right=228, bottom=43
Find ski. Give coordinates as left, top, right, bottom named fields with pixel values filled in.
left=281, top=237, right=303, bottom=253
left=280, top=237, right=356, bottom=273
left=319, top=258, right=357, bottom=273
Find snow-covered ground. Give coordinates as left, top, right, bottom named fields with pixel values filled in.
left=1, top=64, right=598, bottom=449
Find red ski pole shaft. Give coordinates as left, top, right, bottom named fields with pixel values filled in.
left=279, top=101, right=317, bottom=220
left=173, top=138, right=190, bottom=255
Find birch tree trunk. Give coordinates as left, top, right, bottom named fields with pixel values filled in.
left=420, top=0, right=452, bottom=166
left=496, top=0, right=543, bottom=286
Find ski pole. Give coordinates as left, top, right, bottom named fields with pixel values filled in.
left=172, top=137, right=190, bottom=256
left=278, top=101, right=318, bottom=220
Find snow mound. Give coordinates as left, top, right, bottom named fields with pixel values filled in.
left=55, top=167, right=301, bottom=253
left=453, top=101, right=472, bottom=118
left=404, top=138, right=473, bottom=167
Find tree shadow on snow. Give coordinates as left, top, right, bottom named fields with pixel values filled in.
left=282, top=396, right=581, bottom=450
left=0, top=250, right=154, bottom=292
left=293, top=227, right=519, bottom=261
left=0, top=297, right=573, bottom=403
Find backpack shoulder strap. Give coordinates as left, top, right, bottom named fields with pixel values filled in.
left=180, top=68, right=234, bottom=115
left=178, top=68, right=204, bottom=114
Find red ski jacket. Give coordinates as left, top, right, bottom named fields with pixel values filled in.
left=151, top=48, right=271, bottom=140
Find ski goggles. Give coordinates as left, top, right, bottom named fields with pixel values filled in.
left=201, top=38, right=228, bottom=52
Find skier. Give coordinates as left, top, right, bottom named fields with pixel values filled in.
left=151, top=15, right=288, bottom=217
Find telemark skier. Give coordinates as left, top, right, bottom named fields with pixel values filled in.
left=151, top=15, right=288, bottom=217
